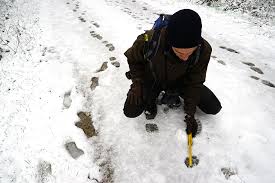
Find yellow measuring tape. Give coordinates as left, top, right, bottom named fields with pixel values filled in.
left=188, top=134, right=193, bottom=167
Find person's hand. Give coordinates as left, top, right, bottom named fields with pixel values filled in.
left=126, top=79, right=143, bottom=105
left=184, top=115, right=198, bottom=137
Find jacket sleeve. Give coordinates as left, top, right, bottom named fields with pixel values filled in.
left=124, top=33, right=147, bottom=80
left=183, top=42, right=212, bottom=116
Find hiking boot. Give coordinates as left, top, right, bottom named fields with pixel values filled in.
left=144, top=102, right=157, bottom=120
left=160, top=92, right=181, bottom=108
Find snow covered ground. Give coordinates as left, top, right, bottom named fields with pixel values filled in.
left=0, top=0, right=275, bottom=182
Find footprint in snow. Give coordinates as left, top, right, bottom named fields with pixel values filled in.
left=78, top=16, right=86, bottom=22
left=250, top=75, right=260, bottom=80
left=63, top=91, right=72, bottom=109
left=111, top=61, right=120, bottom=67
left=109, top=56, right=116, bottom=61
left=109, top=57, right=120, bottom=67
left=221, top=167, right=238, bottom=180
left=75, top=112, right=97, bottom=137
left=37, top=161, right=54, bottom=183
left=96, top=62, right=108, bottom=72
left=242, top=61, right=255, bottom=67
left=217, top=60, right=226, bottom=65
left=65, top=141, right=84, bottom=159
left=90, top=31, right=103, bottom=40
left=90, top=77, right=99, bottom=91
left=93, top=22, right=100, bottom=28
left=219, top=46, right=239, bottom=54
left=261, top=80, right=275, bottom=88
left=105, top=43, right=115, bottom=51
left=250, top=76, right=274, bottom=88
left=146, top=123, right=159, bottom=133
left=250, top=66, right=264, bottom=74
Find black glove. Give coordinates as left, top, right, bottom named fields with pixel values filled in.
left=126, top=79, right=143, bottom=105
left=184, top=115, right=198, bottom=137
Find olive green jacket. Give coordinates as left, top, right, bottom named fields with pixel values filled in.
left=124, top=28, right=212, bottom=115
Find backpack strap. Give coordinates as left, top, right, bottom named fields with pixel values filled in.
left=143, top=14, right=170, bottom=62
left=143, top=30, right=162, bottom=62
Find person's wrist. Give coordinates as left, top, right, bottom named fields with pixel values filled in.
left=185, top=114, right=193, bottom=119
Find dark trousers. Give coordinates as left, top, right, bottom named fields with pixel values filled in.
left=123, top=83, right=222, bottom=118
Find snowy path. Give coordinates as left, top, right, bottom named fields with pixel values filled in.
left=0, top=0, right=275, bottom=182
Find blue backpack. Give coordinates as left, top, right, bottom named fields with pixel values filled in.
left=143, top=14, right=171, bottom=62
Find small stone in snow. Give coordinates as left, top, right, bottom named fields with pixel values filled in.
left=65, top=141, right=84, bottom=159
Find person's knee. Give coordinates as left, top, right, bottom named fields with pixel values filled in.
left=199, top=85, right=222, bottom=115
left=207, top=103, right=222, bottom=115
left=203, top=101, right=222, bottom=115
left=123, top=103, right=144, bottom=118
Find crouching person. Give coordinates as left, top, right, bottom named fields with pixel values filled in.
left=123, top=9, right=222, bottom=137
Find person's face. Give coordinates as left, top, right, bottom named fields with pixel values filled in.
left=172, top=46, right=197, bottom=61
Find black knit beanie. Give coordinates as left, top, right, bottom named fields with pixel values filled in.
left=167, top=9, right=202, bottom=48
